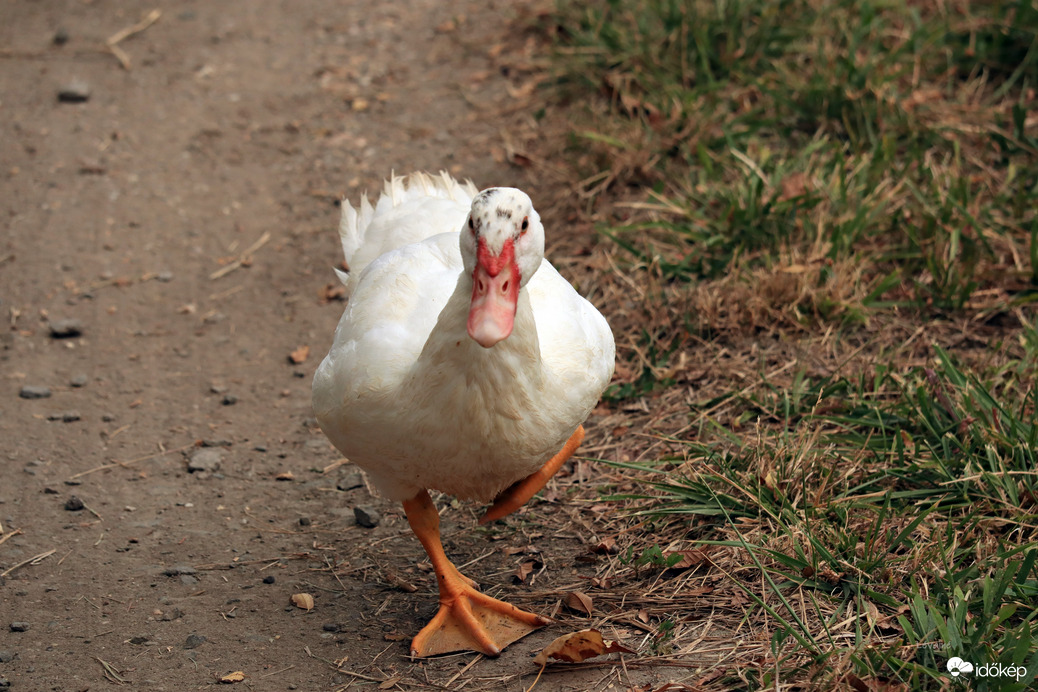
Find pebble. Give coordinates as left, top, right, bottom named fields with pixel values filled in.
left=322, top=623, right=343, bottom=632
left=57, top=80, right=91, bottom=103
left=53, top=28, right=69, bottom=45
left=47, top=411, right=81, bottom=423
left=0, top=677, right=9, bottom=688
left=200, top=439, right=232, bottom=448
left=9, top=623, right=29, bottom=633
left=187, top=449, right=222, bottom=473
left=69, top=374, right=88, bottom=387
left=19, top=385, right=51, bottom=400
left=162, top=566, right=196, bottom=577
left=183, top=633, right=207, bottom=649
left=221, top=394, right=238, bottom=406
left=156, top=271, right=174, bottom=282
left=0, top=651, right=14, bottom=663
left=298, top=516, right=311, bottom=527
left=159, top=607, right=184, bottom=622
left=48, top=318, right=84, bottom=338
left=262, top=575, right=275, bottom=584
left=353, top=505, right=381, bottom=528
left=64, top=496, right=84, bottom=512
left=336, top=471, right=364, bottom=491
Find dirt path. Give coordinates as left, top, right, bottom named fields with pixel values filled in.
left=0, top=2, right=665, bottom=690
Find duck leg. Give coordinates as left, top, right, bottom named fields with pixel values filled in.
left=403, top=490, right=550, bottom=657
left=479, top=425, right=584, bottom=525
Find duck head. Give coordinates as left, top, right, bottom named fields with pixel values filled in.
left=460, top=188, right=544, bottom=348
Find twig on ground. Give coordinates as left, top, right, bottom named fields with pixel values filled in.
left=1, top=548, right=57, bottom=578
left=68, top=442, right=196, bottom=480
left=0, top=528, right=22, bottom=547
left=210, top=231, right=272, bottom=280
left=106, top=9, right=162, bottom=70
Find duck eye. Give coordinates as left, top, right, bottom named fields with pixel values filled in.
left=468, top=217, right=475, bottom=232
left=520, top=217, right=529, bottom=233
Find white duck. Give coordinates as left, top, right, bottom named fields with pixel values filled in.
left=312, top=172, right=614, bottom=657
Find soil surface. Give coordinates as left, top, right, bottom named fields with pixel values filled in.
left=0, top=2, right=664, bottom=691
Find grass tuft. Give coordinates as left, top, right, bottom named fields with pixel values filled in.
left=542, top=0, right=1038, bottom=688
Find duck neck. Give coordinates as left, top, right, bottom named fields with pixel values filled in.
left=414, top=271, right=542, bottom=407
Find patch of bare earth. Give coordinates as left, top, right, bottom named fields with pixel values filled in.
left=0, top=1, right=679, bottom=691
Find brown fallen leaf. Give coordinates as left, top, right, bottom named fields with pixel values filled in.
left=533, top=628, right=634, bottom=665
left=288, top=345, right=310, bottom=364
left=512, top=560, right=535, bottom=584
left=665, top=547, right=714, bottom=570
left=378, top=676, right=402, bottom=690
left=219, top=671, right=246, bottom=684
left=291, top=593, right=315, bottom=611
left=563, top=591, right=593, bottom=616
left=593, top=536, right=618, bottom=554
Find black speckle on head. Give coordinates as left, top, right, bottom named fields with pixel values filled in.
left=496, top=208, right=512, bottom=219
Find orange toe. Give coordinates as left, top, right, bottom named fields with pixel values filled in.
left=411, top=579, right=550, bottom=657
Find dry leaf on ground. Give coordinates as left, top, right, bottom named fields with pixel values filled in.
left=533, top=628, right=634, bottom=665
left=562, top=591, right=593, bottom=616
left=288, top=345, right=310, bottom=364
left=218, top=671, right=246, bottom=684
left=291, top=593, right=314, bottom=611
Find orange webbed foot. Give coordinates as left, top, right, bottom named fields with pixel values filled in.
left=410, top=575, right=550, bottom=657
left=403, top=490, right=550, bottom=657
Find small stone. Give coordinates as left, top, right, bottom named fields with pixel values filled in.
left=69, top=374, right=88, bottom=387
left=0, top=651, right=14, bottom=663
left=254, top=445, right=267, bottom=452
left=47, top=411, right=80, bottom=422
left=179, top=575, right=198, bottom=586
left=9, top=623, right=29, bottom=632
left=19, top=385, right=51, bottom=400
left=298, top=516, right=311, bottom=527
left=156, top=271, right=174, bottom=282
left=0, top=677, right=9, bottom=688
left=353, top=505, right=381, bottom=528
left=64, top=496, right=84, bottom=512
left=221, top=394, right=238, bottom=406
left=209, top=384, right=228, bottom=395
left=262, top=575, right=275, bottom=584
left=162, top=566, right=197, bottom=577
left=58, top=80, right=91, bottom=103
left=183, top=633, right=207, bottom=649
left=187, top=449, right=222, bottom=473
left=322, top=623, right=342, bottom=633
left=159, top=607, right=185, bottom=622
left=336, top=471, right=364, bottom=492
left=53, top=28, right=69, bottom=45
left=200, top=439, right=232, bottom=448
left=48, top=318, right=84, bottom=338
